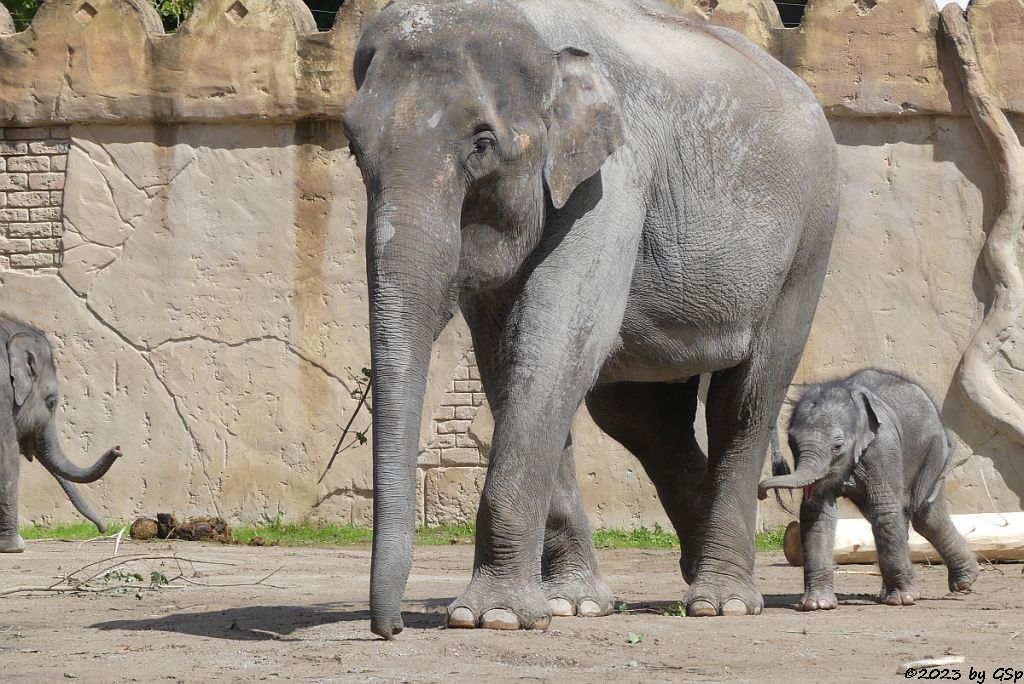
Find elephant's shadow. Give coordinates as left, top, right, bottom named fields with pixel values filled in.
left=90, top=598, right=452, bottom=641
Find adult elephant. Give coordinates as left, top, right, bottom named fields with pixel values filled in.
left=343, top=0, right=838, bottom=638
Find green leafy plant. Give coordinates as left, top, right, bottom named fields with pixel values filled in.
left=102, top=569, right=145, bottom=583
left=625, top=632, right=643, bottom=644
left=660, top=602, right=686, bottom=617
left=151, top=0, right=191, bottom=28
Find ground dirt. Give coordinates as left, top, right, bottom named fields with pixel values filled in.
left=1, top=541, right=1022, bottom=682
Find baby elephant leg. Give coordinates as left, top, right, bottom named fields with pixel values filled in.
left=799, top=496, right=839, bottom=611
left=869, top=509, right=920, bottom=605
left=911, top=487, right=979, bottom=593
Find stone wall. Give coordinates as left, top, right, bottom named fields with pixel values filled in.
left=0, top=0, right=1022, bottom=532
left=0, top=126, right=69, bottom=271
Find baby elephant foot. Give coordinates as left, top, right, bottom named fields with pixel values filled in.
left=544, top=576, right=614, bottom=618
left=685, top=575, right=764, bottom=617
left=448, top=579, right=552, bottom=631
left=800, top=589, right=838, bottom=611
left=948, top=561, right=979, bottom=593
left=0, top=534, right=25, bottom=553
left=880, top=583, right=920, bottom=606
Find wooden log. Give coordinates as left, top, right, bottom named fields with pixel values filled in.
left=782, top=512, right=1024, bottom=566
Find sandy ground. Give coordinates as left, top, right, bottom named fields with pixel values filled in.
left=0, top=540, right=1022, bottom=682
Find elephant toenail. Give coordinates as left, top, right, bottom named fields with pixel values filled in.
left=448, top=606, right=476, bottom=628
left=687, top=599, right=718, bottom=617
left=549, top=598, right=573, bottom=616
left=480, top=609, right=519, bottom=630
left=721, top=598, right=748, bottom=616
left=753, top=602, right=763, bottom=615
left=578, top=600, right=603, bottom=617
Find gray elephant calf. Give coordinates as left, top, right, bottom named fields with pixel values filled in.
left=759, top=369, right=978, bottom=610
left=1, top=316, right=122, bottom=551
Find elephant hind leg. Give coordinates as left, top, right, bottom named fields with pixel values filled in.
left=690, top=234, right=832, bottom=617
left=585, top=377, right=707, bottom=583
left=541, top=433, right=614, bottom=618
left=911, top=484, right=979, bottom=593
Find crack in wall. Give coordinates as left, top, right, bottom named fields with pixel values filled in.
left=152, top=334, right=354, bottom=392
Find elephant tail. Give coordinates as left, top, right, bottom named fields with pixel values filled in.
left=770, top=427, right=791, bottom=477
left=768, top=427, right=798, bottom=515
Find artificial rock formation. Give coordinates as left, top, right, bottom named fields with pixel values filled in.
left=1, top=0, right=1022, bottom=530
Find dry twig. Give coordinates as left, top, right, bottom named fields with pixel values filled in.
left=0, top=552, right=282, bottom=597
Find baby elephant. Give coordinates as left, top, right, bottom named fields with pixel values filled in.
left=759, top=369, right=978, bottom=610
left=1, top=316, right=122, bottom=552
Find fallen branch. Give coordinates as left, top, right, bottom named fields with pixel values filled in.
left=0, top=552, right=282, bottom=598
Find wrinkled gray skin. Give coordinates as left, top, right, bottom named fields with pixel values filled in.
left=759, top=369, right=979, bottom=610
left=344, top=0, right=838, bottom=638
left=0, top=316, right=122, bottom=552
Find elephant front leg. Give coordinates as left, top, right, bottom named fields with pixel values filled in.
left=447, top=182, right=642, bottom=630
left=446, top=406, right=568, bottom=630
left=799, top=495, right=839, bottom=611
left=869, top=507, right=919, bottom=606
left=542, top=435, right=613, bottom=618
left=0, top=426, right=25, bottom=553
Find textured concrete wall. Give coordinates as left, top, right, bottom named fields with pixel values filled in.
left=0, top=0, right=1022, bottom=532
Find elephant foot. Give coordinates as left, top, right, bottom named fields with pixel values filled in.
left=948, top=562, right=979, bottom=593
left=880, top=583, right=920, bottom=606
left=543, top=574, right=614, bottom=617
left=685, top=573, right=763, bottom=617
left=447, top=579, right=552, bottom=631
left=0, top=534, right=26, bottom=553
left=799, top=589, right=838, bottom=611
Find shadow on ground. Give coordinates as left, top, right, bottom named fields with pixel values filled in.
left=90, top=598, right=452, bottom=641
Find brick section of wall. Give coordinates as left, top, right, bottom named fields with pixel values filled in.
left=0, top=127, right=70, bottom=272
left=418, top=351, right=489, bottom=524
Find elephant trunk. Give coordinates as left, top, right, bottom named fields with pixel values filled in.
left=35, top=422, right=121, bottom=484
left=758, top=458, right=829, bottom=500
left=366, top=187, right=460, bottom=640
left=54, top=476, right=108, bottom=533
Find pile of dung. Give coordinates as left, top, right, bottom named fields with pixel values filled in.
left=130, top=514, right=232, bottom=543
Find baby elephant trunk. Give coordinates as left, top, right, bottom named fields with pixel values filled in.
left=36, top=423, right=121, bottom=484
left=758, top=460, right=829, bottom=500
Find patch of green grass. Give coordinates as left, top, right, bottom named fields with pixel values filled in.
left=593, top=523, right=679, bottom=549
left=20, top=521, right=120, bottom=541
left=413, top=522, right=476, bottom=546
left=755, top=526, right=786, bottom=552
left=19, top=519, right=788, bottom=551
left=232, top=521, right=373, bottom=546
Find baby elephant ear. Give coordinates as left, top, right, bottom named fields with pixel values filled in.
left=851, top=387, right=883, bottom=462
left=544, top=47, right=625, bottom=209
left=8, top=332, right=40, bottom=407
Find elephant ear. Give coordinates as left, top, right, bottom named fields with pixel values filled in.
left=8, top=331, right=41, bottom=407
left=543, top=47, right=625, bottom=209
left=850, top=387, right=883, bottom=464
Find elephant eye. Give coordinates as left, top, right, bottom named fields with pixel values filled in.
left=471, top=132, right=495, bottom=155
left=45, top=394, right=58, bottom=411
left=831, top=442, right=843, bottom=455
